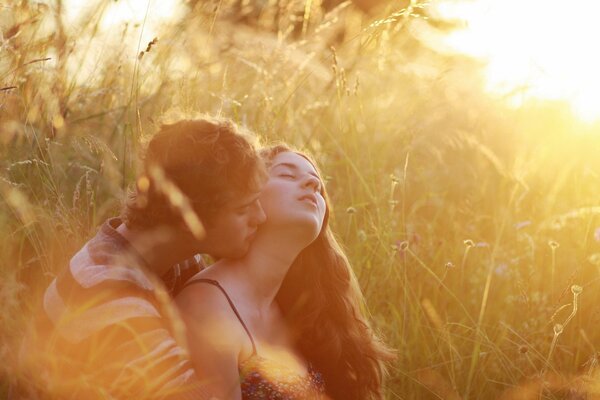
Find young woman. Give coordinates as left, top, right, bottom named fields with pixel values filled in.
left=176, top=145, right=393, bottom=400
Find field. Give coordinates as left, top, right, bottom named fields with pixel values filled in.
left=2, top=1, right=600, bottom=398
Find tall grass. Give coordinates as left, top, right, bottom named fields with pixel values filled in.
left=2, top=0, right=600, bottom=398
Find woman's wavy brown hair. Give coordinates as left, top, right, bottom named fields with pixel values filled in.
left=261, top=144, right=395, bottom=400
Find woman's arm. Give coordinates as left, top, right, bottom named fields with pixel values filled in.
left=176, top=285, right=244, bottom=400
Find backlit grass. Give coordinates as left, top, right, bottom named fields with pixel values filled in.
left=2, top=1, right=600, bottom=398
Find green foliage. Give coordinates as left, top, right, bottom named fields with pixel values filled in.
left=2, top=0, right=600, bottom=398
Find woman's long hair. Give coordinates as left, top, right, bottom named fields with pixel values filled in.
left=262, top=145, right=395, bottom=400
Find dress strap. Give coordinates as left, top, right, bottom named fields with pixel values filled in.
left=183, top=278, right=257, bottom=355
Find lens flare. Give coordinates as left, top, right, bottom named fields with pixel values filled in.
left=433, top=0, right=600, bottom=123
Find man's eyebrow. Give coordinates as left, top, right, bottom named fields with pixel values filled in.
left=235, top=194, right=259, bottom=209
left=272, top=162, right=320, bottom=180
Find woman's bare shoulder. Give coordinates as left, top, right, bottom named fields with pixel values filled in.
left=176, top=271, right=235, bottom=319
left=176, top=273, right=248, bottom=351
left=174, top=271, right=245, bottom=399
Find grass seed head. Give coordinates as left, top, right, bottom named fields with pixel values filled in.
left=571, top=285, right=583, bottom=295
left=554, top=323, right=564, bottom=335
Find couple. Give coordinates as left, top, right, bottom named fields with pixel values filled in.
left=29, top=117, right=392, bottom=400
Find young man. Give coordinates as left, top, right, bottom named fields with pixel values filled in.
left=25, top=118, right=267, bottom=399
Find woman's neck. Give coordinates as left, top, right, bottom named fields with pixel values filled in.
left=219, top=227, right=307, bottom=310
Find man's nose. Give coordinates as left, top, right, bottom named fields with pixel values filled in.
left=252, top=200, right=267, bottom=225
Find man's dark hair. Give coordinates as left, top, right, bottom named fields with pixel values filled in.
left=122, top=117, right=266, bottom=230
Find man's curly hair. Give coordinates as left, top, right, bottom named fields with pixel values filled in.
left=122, top=117, right=266, bottom=230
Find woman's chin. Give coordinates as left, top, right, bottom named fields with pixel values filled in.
left=263, top=213, right=323, bottom=243
left=295, top=220, right=323, bottom=245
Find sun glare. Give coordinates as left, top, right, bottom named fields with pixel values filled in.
left=433, top=0, right=600, bottom=123
left=63, top=0, right=183, bottom=51
left=58, top=0, right=184, bottom=85
left=98, top=0, right=182, bottom=34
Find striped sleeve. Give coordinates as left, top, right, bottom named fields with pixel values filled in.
left=162, top=254, right=207, bottom=297
left=39, top=262, right=211, bottom=400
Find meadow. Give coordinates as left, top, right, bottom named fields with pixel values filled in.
left=2, top=1, right=600, bottom=398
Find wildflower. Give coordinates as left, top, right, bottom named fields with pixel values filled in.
left=551, top=219, right=564, bottom=230
left=494, top=263, right=508, bottom=277
left=445, top=262, right=454, bottom=269
left=411, top=232, right=421, bottom=246
left=346, top=206, right=357, bottom=214
left=548, top=240, right=560, bottom=249
left=519, top=345, right=528, bottom=354
left=588, top=253, right=600, bottom=266
left=514, top=220, right=532, bottom=230
left=571, top=285, right=583, bottom=295
left=392, top=240, right=409, bottom=253
left=357, top=230, right=367, bottom=242
left=463, top=239, right=475, bottom=248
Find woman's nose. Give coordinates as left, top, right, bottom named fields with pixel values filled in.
left=302, top=175, right=320, bottom=192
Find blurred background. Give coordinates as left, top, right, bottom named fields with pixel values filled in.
left=1, top=0, right=600, bottom=398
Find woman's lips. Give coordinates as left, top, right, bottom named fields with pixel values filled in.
left=298, top=194, right=317, bottom=207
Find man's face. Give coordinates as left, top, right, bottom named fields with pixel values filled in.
left=200, top=190, right=266, bottom=259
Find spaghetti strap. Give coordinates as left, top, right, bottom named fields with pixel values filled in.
left=183, top=278, right=257, bottom=355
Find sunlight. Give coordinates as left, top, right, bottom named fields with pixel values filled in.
left=62, top=0, right=184, bottom=53
left=432, top=0, right=600, bottom=123
left=98, top=0, right=182, bottom=37
left=58, top=0, right=185, bottom=86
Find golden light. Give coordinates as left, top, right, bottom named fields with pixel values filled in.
left=97, top=0, right=183, bottom=38
left=64, top=0, right=183, bottom=43
left=432, top=0, right=600, bottom=123
left=61, top=0, right=184, bottom=84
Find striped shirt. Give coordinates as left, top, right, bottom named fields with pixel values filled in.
left=34, top=218, right=209, bottom=400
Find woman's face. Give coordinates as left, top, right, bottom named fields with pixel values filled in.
left=259, top=151, right=326, bottom=242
